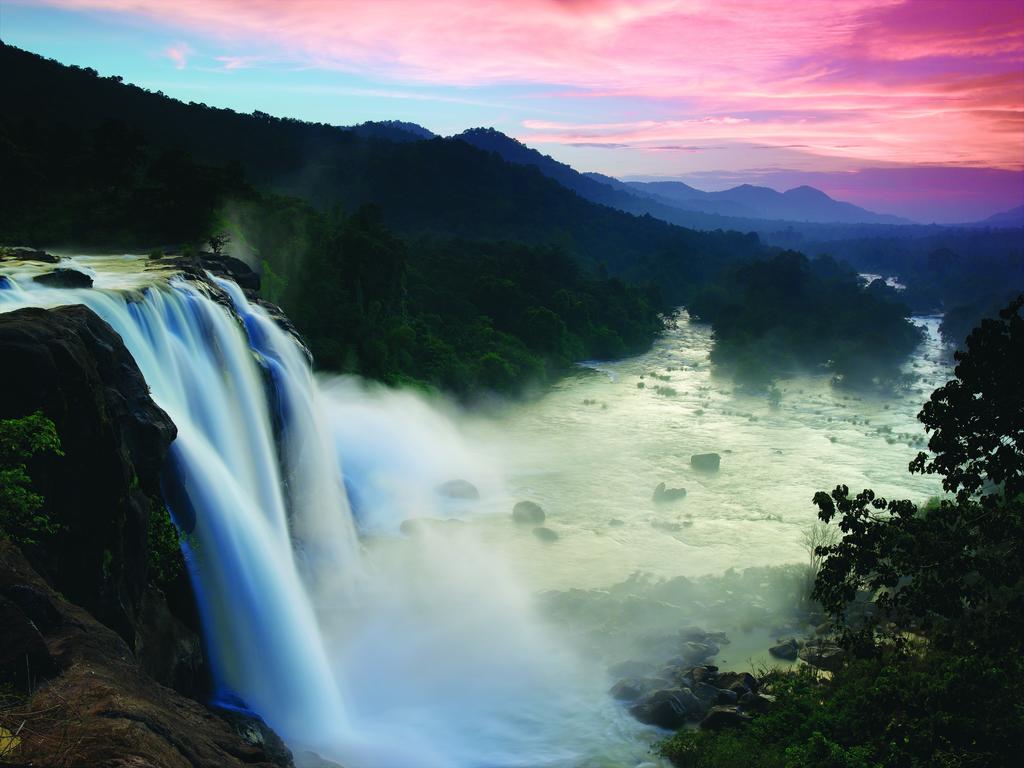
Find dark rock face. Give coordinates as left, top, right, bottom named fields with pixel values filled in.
left=435, top=479, right=480, bottom=499
left=0, top=305, right=178, bottom=647
left=652, top=482, right=687, bottom=503
left=715, top=671, right=758, bottom=695
left=136, top=586, right=206, bottom=699
left=609, top=677, right=670, bottom=702
left=33, top=267, right=93, bottom=288
left=769, top=638, right=799, bottom=660
left=690, top=453, right=721, bottom=472
left=164, top=251, right=261, bottom=292
left=513, top=500, right=545, bottom=524
left=629, top=687, right=704, bottom=729
left=0, top=541, right=293, bottom=768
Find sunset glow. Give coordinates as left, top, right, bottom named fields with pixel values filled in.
left=6, top=0, right=1023, bottom=220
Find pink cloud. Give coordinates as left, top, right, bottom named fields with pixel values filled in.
left=32, top=0, right=1024, bottom=171
left=161, top=41, right=192, bottom=70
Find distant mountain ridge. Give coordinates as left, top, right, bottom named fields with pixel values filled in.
left=622, top=180, right=913, bottom=225
left=970, top=205, right=1024, bottom=229
left=454, top=127, right=912, bottom=226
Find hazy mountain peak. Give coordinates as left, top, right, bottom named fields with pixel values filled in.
left=783, top=185, right=833, bottom=201
left=349, top=120, right=435, bottom=141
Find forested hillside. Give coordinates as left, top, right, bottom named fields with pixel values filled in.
left=1, top=43, right=922, bottom=394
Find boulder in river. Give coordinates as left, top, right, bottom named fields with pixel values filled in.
left=690, top=452, right=721, bottom=472
left=609, top=677, right=670, bottom=702
left=629, top=687, right=705, bottom=728
left=768, top=638, right=799, bottom=660
left=33, top=267, right=93, bottom=288
left=435, top=479, right=480, bottom=499
left=512, top=500, right=545, bottom=524
left=533, top=526, right=559, bottom=542
left=652, top=482, right=687, bottom=503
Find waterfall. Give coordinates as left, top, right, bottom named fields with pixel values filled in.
left=0, top=257, right=622, bottom=768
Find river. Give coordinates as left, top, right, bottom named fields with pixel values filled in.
left=1, top=255, right=952, bottom=768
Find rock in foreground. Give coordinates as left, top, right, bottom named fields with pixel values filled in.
left=690, top=453, right=721, bottom=472
left=652, top=482, right=687, bottom=503
left=0, top=541, right=293, bottom=768
left=33, top=267, right=93, bottom=288
left=512, top=500, right=545, bottom=524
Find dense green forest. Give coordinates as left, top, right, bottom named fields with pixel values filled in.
left=794, top=229, right=1024, bottom=345
left=246, top=201, right=667, bottom=393
left=657, top=295, right=1024, bottom=768
left=1, top=42, right=933, bottom=393
left=687, top=252, right=922, bottom=387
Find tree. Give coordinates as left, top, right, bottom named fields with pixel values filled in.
left=0, top=411, right=63, bottom=547
left=812, top=294, right=1024, bottom=651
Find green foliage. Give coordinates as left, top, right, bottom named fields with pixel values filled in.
left=146, top=502, right=183, bottom=591
left=660, top=298, right=1024, bottom=768
left=259, top=201, right=667, bottom=395
left=813, top=295, right=1024, bottom=652
left=0, top=411, right=63, bottom=547
left=260, top=258, right=287, bottom=305
left=658, top=652, right=1022, bottom=768
left=688, top=251, right=922, bottom=387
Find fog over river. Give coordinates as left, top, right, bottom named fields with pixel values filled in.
left=1, top=256, right=952, bottom=767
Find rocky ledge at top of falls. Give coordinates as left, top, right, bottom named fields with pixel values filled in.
left=0, top=302, right=296, bottom=767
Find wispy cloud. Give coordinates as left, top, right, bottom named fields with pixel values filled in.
left=161, top=41, right=193, bottom=70
left=37, top=0, right=1023, bottom=171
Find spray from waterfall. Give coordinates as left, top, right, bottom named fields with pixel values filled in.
left=0, top=256, right=626, bottom=768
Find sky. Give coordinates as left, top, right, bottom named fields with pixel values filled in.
left=3, top=0, right=1023, bottom=222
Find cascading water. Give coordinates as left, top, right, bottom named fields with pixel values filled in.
left=0, top=256, right=635, bottom=768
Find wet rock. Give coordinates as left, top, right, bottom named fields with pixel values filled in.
left=681, top=640, right=720, bottom=663
left=739, top=691, right=776, bottom=714
left=692, top=681, right=724, bottom=705
left=0, top=246, right=59, bottom=263
left=652, top=482, right=687, bottom=503
left=435, top=479, right=480, bottom=499
left=689, top=665, right=720, bottom=684
left=700, top=705, right=751, bottom=730
left=215, top=707, right=294, bottom=768
left=690, top=453, right=721, bottom=472
left=609, top=677, right=670, bottom=702
left=533, top=526, right=559, bottom=542
left=715, top=671, right=758, bottom=695
left=629, top=687, right=705, bottom=728
left=769, top=638, right=799, bottom=660
left=512, top=500, right=545, bottom=524
left=799, top=642, right=846, bottom=671
left=0, top=541, right=293, bottom=768
left=136, top=586, right=205, bottom=698
left=33, top=267, right=93, bottom=288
